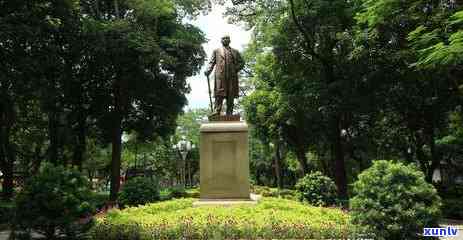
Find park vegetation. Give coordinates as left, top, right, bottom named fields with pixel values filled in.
left=89, top=198, right=358, bottom=240
left=351, top=160, right=442, bottom=240
left=0, top=0, right=462, bottom=239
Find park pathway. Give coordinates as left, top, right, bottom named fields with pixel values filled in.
left=440, top=219, right=463, bottom=240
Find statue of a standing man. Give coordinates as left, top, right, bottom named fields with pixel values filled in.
left=205, top=35, right=244, bottom=116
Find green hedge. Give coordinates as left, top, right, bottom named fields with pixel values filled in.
left=89, top=198, right=363, bottom=239
left=442, top=198, right=463, bottom=219
left=251, top=185, right=299, bottom=200
left=160, top=187, right=200, bottom=201
left=0, top=200, right=14, bottom=228
left=119, top=177, right=160, bottom=207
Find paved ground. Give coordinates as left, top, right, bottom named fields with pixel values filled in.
left=0, top=231, right=43, bottom=240
left=440, top=219, right=463, bottom=240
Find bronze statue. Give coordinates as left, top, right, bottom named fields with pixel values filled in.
left=205, top=35, right=244, bottom=116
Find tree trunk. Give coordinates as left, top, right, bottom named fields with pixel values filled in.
left=48, top=110, right=59, bottom=165
left=109, top=111, right=122, bottom=201
left=0, top=94, right=15, bottom=200
left=0, top=130, right=14, bottom=200
left=427, top=126, right=439, bottom=182
left=333, top=116, right=348, bottom=199
left=2, top=155, right=14, bottom=200
left=284, top=123, right=309, bottom=175
left=414, top=132, right=429, bottom=175
left=114, top=0, right=120, bottom=18
left=94, top=0, right=100, bottom=19
left=274, top=141, right=283, bottom=189
left=72, top=107, right=86, bottom=170
left=295, top=146, right=309, bottom=175
left=109, top=77, right=123, bottom=201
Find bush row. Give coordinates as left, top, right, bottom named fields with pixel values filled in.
left=7, top=160, right=446, bottom=240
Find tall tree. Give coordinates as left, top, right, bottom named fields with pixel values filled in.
left=355, top=0, right=461, bottom=181
left=229, top=0, right=373, bottom=198
left=80, top=0, right=208, bottom=201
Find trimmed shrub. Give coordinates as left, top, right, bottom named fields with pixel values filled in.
left=89, top=198, right=362, bottom=240
left=442, top=198, right=463, bottom=219
left=89, top=192, right=110, bottom=212
left=159, top=189, right=173, bottom=201
left=14, top=163, right=94, bottom=239
left=295, top=171, right=338, bottom=206
left=185, top=188, right=200, bottom=198
left=251, top=185, right=278, bottom=197
left=251, top=185, right=299, bottom=200
left=277, top=189, right=299, bottom=201
left=118, top=177, right=160, bottom=207
left=0, top=200, right=14, bottom=228
left=435, top=183, right=463, bottom=219
left=170, top=185, right=187, bottom=198
left=350, top=160, right=442, bottom=240
left=436, top=184, right=463, bottom=199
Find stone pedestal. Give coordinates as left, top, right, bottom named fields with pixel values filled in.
left=198, top=121, right=250, bottom=199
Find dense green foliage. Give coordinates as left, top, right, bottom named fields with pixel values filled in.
left=295, top=171, right=338, bottom=207
left=14, top=164, right=94, bottom=239
left=0, top=200, right=14, bottom=228
left=229, top=0, right=463, bottom=203
left=442, top=198, right=463, bottom=220
left=89, top=198, right=359, bottom=240
left=1, top=0, right=463, bottom=238
left=119, top=177, right=160, bottom=208
left=0, top=0, right=209, bottom=201
left=437, top=184, right=463, bottom=219
left=350, top=160, right=441, bottom=240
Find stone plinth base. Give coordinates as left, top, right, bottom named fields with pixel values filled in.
left=199, top=121, right=250, bottom=199
left=193, top=194, right=261, bottom=207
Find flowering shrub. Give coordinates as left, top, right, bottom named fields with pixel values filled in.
left=89, top=198, right=363, bottom=239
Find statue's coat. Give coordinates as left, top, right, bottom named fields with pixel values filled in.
left=207, top=47, right=244, bottom=98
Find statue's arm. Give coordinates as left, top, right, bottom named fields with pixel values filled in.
left=205, top=50, right=216, bottom=76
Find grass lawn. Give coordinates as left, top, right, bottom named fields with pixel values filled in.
left=89, top=197, right=362, bottom=240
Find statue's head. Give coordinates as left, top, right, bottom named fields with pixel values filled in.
left=221, top=35, right=231, bottom=47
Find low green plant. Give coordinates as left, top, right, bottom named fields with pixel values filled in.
left=442, top=198, right=463, bottom=219
left=14, top=163, right=95, bottom=239
left=252, top=185, right=278, bottom=197
left=118, top=177, right=160, bottom=207
left=159, top=188, right=173, bottom=201
left=295, top=171, right=338, bottom=206
left=251, top=185, right=299, bottom=200
left=185, top=187, right=200, bottom=198
left=0, top=200, right=14, bottom=228
left=89, top=192, right=110, bottom=212
left=350, top=160, right=442, bottom=240
left=169, top=185, right=187, bottom=198
left=89, top=197, right=362, bottom=239
left=277, top=189, right=299, bottom=201
left=435, top=183, right=463, bottom=198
